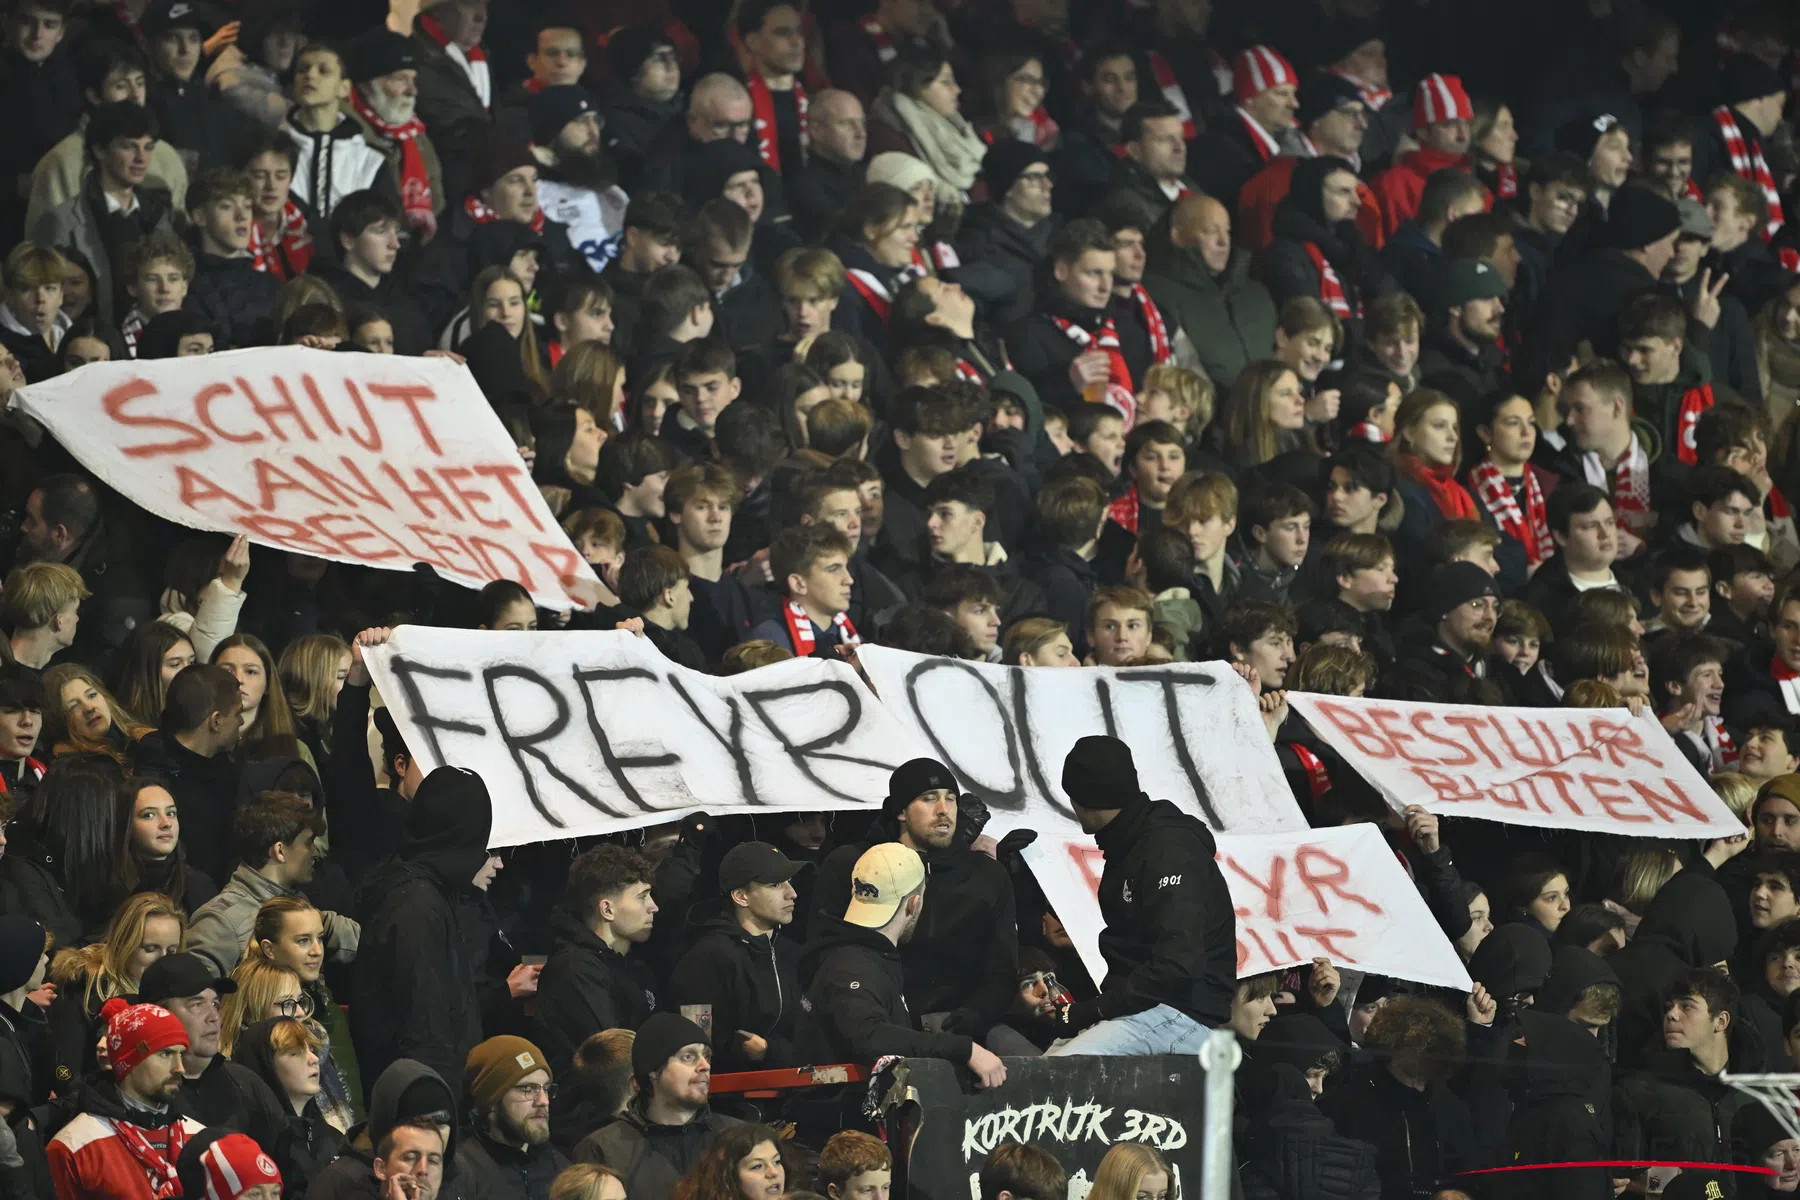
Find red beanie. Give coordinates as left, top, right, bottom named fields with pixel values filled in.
left=100, top=997, right=189, bottom=1081
left=1233, top=46, right=1297, bottom=102
left=1413, top=73, right=1472, bottom=127
left=191, top=1133, right=283, bottom=1200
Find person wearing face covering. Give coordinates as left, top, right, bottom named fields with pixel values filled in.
left=1502, top=1010, right=1614, bottom=1200
left=350, top=766, right=495, bottom=1097
left=1263, top=154, right=1393, bottom=348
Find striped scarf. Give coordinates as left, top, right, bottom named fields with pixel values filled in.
left=1713, top=105, right=1784, bottom=239
left=1468, top=461, right=1550, bottom=566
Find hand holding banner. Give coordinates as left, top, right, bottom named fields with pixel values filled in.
left=8, top=348, right=596, bottom=609
left=1285, top=693, right=1743, bottom=837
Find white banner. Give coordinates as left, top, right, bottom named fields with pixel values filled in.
left=1285, top=694, right=1742, bottom=837
left=856, top=647, right=1306, bottom=838
left=9, top=348, right=595, bottom=610
left=365, top=626, right=933, bottom=846
left=1024, top=825, right=1472, bottom=990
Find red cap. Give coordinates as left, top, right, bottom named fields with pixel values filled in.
left=1233, top=46, right=1297, bottom=102
left=1413, top=73, right=1472, bottom=126
left=100, top=996, right=189, bottom=1081
left=193, top=1133, right=283, bottom=1200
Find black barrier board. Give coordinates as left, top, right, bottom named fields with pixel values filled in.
left=887, top=1057, right=1205, bottom=1200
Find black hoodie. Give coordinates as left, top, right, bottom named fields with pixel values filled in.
left=350, top=768, right=493, bottom=1095
left=1502, top=1011, right=1613, bottom=1200
left=665, top=915, right=801, bottom=1074
left=129, top=729, right=241, bottom=884
left=531, top=906, right=656, bottom=1078
left=232, top=1017, right=348, bottom=1197
left=305, top=1057, right=461, bottom=1200
left=794, top=914, right=976, bottom=1068
left=1264, top=156, right=1390, bottom=346
left=1607, top=871, right=1739, bottom=1069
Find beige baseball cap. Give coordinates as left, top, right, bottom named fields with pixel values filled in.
left=844, top=843, right=925, bottom=928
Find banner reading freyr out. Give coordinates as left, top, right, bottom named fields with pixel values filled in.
left=365, top=626, right=937, bottom=846
left=1286, top=693, right=1743, bottom=837
left=8, top=349, right=597, bottom=610
left=856, top=646, right=1307, bottom=837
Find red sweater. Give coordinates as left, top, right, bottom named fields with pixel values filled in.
left=1371, top=148, right=1483, bottom=238
left=49, top=1112, right=205, bottom=1200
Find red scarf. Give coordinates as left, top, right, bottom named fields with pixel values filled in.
left=1468, top=461, right=1550, bottom=565
left=1288, top=743, right=1332, bottom=804
left=1301, top=242, right=1361, bottom=318
left=783, top=600, right=858, bottom=655
left=1706, top=715, right=1740, bottom=769
left=1051, top=314, right=1134, bottom=398
left=1683, top=177, right=1704, bottom=203
left=349, top=89, right=435, bottom=235
left=1329, top=67, right=1391, bottom=111
left=1107, top=485, right=1142, bottom=533
left=747, top=70, right=807, bottom=173
left=419, top=12, right=489, bottom=107
left=953, top=358, right=985, bottom=384
left=1129, top=284, right=1173, bottom=364
left=1145, top=52, right=1198, bottom=139
left=1026, top=106, right=1059, bottom=148
left=1774, top=654, right=1800, bottom=683
left=1772, top=485, right=1792, bottom=520
left=1713, top=105, right=1784, bottom=239
left=109, top=1115, right=190, bottom=1200
left=1581, top=436, right=1652, bottom=532
left=465, top=192, right=545, bottom=233
left=859, top=16, right=897, bottom=63
left=247, top=202, right=313, bottom=279
left=522, top=77, right=545, bottom=94
left=1492, top=162, right=1518, bottom=200
left=1398, top=453, right=1478, bottom=519
left=1235, top=106, right=1280, bottom=161
left=1347, top=421, right=1388, bottom=443
left=1676, top=383, right=1716, bottom=465
left=844, top=269, right=892, bottom=321
left=0, top=756, right=43, bottom=795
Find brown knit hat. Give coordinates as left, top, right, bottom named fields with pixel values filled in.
left=464, top=1036, right=551, bottom=1110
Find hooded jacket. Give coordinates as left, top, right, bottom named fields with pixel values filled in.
left=1142, top=234, right=1278, bottom=396
left=601, top=82, right=680, bottom=194
left=231, top=1017, right=348, bottom=1198
left=1616, top=1033, right=1763, bottom=1167
left=48, top=1076, right=207, bottom=1200
left=1371, top=148, right=1477, bottom=238
left=283, top=110, right=393, bottom=222
left=1468, top=924, right=1553, bottom=1003
left=1607, top=871, right=1739, bottom=1069
left=1501, top=1011, right=1613, bottom=1200
left=350, top=768, right=493, bottom=1093
left=185, top=859, right=360, bottom=978
left=531, top=906, right=656, bottom=1078
left=794, top=913, right=978, bottom=1068
left=665, top=915, right=801, bottom=1075
left=573, top=1103, right=741, bottom=1200
left=128, top=730, right=240, bottom=885
left=1315, top=1062, right=1480, bottom=1200
left=1264, top=156, right=1391, bottom=338
left=305, top=1057, right=461, bottom=1200
left=1236, top=1061, right=1381, bottom=1200
left=456, top=1127, right=570, bottom=1200
left=955, top=203, right=1057, bottom=327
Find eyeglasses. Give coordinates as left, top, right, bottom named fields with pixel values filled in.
left=1016, top=170, right=1054, bottom=188
left=272, top=995, right=315, bottom=1019
left=509, top=1082, right=557, bottom=1100
left=1012, top=74, right=1045, bottom=87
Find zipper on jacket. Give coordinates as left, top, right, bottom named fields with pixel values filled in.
left=768, top=935, right=784, bottom=1026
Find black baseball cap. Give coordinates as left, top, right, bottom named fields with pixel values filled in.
left=718, top=842, right=806, bottom=894
left=136, top=952, right=238, bottom=1005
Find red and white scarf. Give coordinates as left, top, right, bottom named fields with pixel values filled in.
left=1347, top=421, right=1388, bottom=443
left=1146, top=52, right=1198, bottom=140
left=1703, top=715, right=1740, bottom=771
left=1469, top=461, right=1550, bottom=566
left=1683, top=177, right=1704, bottom=203
left=1301, top=242, right=1361, bottom=319
left=1492, top=161, right=1518, bottom=200
left=1129, top=284, right=1173, bottom=364
left=1581, top=434, right=1652, bottom=532
left=784, top=600, right=858, bottom=655
left=1234, top=106, right=1281, bottom=161
left=1052, top=314, right=1136, bottom=416
left=1107, top=484, right=1143, bottom=533
left=1713, top=105, right=1784, bottom=239
left=120, top=309, right=145, bottom=356
left=907, top=242, right=961, bottom=278
left=1676, top=383, right=1717, bottom=465
left=845, top=269, right=893, bottom=321
left=1329, top=67, right=1391, bottom=111
left=748, top=71, right=807, bottom=173
left=953, top=358, right=985, bottom=384
left=349, top=89, right=436, bottom=236
left=0, top=755, right=43, bottom=795
left=247, top=202, right=314, bottom=279
left=419, top=13, right=489, bottom=109
left=859, top=16, right=897, bottom=63
left=1015, top=107, right=1060, bottom=148
left=465, top=192, right=546, bottom=233
left=108, top=1116, right=190, bottom=1200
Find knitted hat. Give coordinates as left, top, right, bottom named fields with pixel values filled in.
left=981, top=138, right=1050, bottom=203
left=464, top=1036, right=550, bottom=1111
left=100, top=997, right=189, bottom=1081
left=1426, top=561, right=1498, bottom=618
left=1233, top=46, right=1296, bottom=102
left=0, top=917, right=44, bottom=996
left=883, top=757, right=958, bottom=818
left=1436, top=258, right=1508, bottom=309
left=469, top=135, right=539, bottom=195
left=631, top=1013, right=710, bottom=1077
left=1297, top=71, right=1363, bottom=128
left=1412, top=73, right=1471, bottom=127
left=1601, top=185, right=1681, bottom=251
left=178, top=1131, right=283, bottom=1200
left=526, top=84, right=599, bottom=148
left=347, top=28, right=417, bottom=83
left=1061, top=735, right=1142, bottom=810
left=608, top=24, right=675, bottom=87
left=1721, top=53, right=1786, bottom=108
left=844, top=843, right=926, bottom=927
left=866, top=151, right=936, bottom=197
left=1554, top=112, right=1623, bottom=160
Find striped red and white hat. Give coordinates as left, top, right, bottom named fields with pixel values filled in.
left=1233, top=45, right=1297, bottom=101
left=1414, top=73, right=1472, bottom=126
left=190, top=1133, right=283, bottom=1200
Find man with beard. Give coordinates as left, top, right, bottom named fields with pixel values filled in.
left=787, top=89, right=865, bottom=242
left=602, top=27, right=682, bottom=193
left=457, top=1037, right=568, bottom=1200
left=1418, top=258, right=1508, bottom=407
left=1401, top=561, right=1499, bottom=683
left=527, top=86, right=628, bottom=274
left=49, top=999, right=205, bottom=1200
left=798, top=839, right=1007, bottom=1085
left=811, top=759, right=1019, bottom=1050
left=345, top=31, right=443, bottom=243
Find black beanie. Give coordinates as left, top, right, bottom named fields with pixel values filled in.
left=1426, top=561, right=1499, bottom=619
left=883, top=758, right=959, bottom=819
left=608, top=25, right=674, bottom=86
left=1721, top=53, right=1786, bottom=108
left=632, top=1013, right=710, bottom=1077
left=1061, top=735, right=1141, bottom=810
left=981, top=139, right=1050, bottom=203
left=1601, top=184, right=1681, bottom=251
left=0, top=917, right=43, bottom=995
left=469, top=135, right=540, bottom=197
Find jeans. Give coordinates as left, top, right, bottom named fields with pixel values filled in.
left=1044, top=1003, right=1213, bottom=1056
